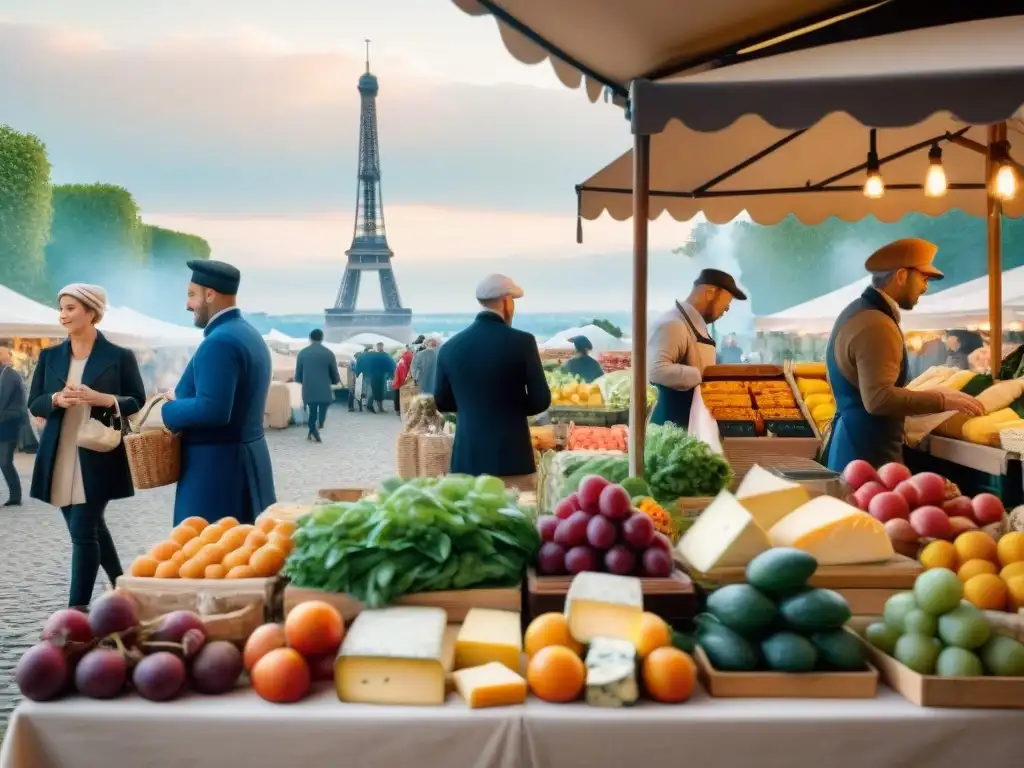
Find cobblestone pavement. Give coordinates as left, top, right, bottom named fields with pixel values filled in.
left=0, top=405, right=401, bottom=743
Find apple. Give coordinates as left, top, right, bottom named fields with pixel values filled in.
left=893, top=481, right=920, bottom=511
left=877, top=463, right=912, bottom=490
left=910, top=472, right=946, bottom=507
left=868, top=492, right=910, bottom=523
left=853, top=481, right=886, bottom=511
left=842, top=460, right=878, bottom=491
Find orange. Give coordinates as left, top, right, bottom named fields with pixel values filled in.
left=218, top=527, right=250, bottom=552
left=181, top=538, right=205, bottom=559
left=178, top=558, right=207, bottom=580
left=171, top=550, right=187, bottom=565
left=273, top=520, right=297, bottom=538
left=217, top=516, right=240, bottom=529
left=997, top=532, right=1024, bottom=568
left=634, top=612, right=672, bottom=659
left=205, top=564, right=227, bottom=579
left=150, top=540, right=181, bottom=562
left=170, top=526, right=199, bottom=546
left=285, top=601, right=344, bottom=657
left=196, top=543, right=228, bottom=568
left=130, top=555, right=159, bottom=578
left=153, top=560, right=180, bottom=578
left=268, top=533, right=294, bottom=556
left=180, top=516, right=210, bottom=532
left=523, top=613, right=582, bottom=657
left=919, top=540, right=958, bottom=571
left=198, top=525, right=226, bottom=545
left=954, top=531, right=999, bottom=565
left=255, top=516, right=278, bottom=534
left=957, top=558, right=998, bottom=582
left=250, top=545, right=286, bottom=577
left=1000, top=561, right=1024, bottom=583
left=642, top=647, right=697, bottom=703
left=222, top=546, right=255, bottom=571
left=244, top=530, right=270, bottom=550
left=243, top=623, right=287, bottom=672
left=234, top=524, right=256, bottom=536
left=964, top=573, right=1008, bottom=610
left=226, top=565, right=257, bottom=579
left=1006, top=576, right=1024, bottom=611
left=251, top=647, right=310, bottom=703
left=526, top=646, right=585, bottom=703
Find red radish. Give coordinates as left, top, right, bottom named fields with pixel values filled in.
left=893, top=481, right=920, bottom=511
left=577, top=476, right=609, bottom=514
left=910, top=472, right=946, bottom=507
left=909, top=506, right=952, bottom=540
left=853, top=481, right=887, bottom=511
left=942, top=496, right=974, bottom=519
left=883, top=518, right=918, bottom=543
left=868, top=492, right=910, bottom=523
left=948, top=517, right=979, bottom=537
left=877, top=463, right=912, bottom=490
left=552, top=499, right=576, bottom=520
left=842, top=460, right=878, bottom=491
left=597, top=484, right=632, bottom=520
left=971, top=493, right=1006, bottom=525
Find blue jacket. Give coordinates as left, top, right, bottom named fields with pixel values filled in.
left=434, top=312, right=551, bottom=477
left=295, top=342, right=340, bottom=404
left=0, top=364, right=27, bottom=443
left=161, top=309, right=276, bottom=525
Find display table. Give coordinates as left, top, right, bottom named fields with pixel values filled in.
left=3, top=685, right=1019, bottom=768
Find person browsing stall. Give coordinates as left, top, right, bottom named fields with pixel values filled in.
left=560, top=336, right=604, bottom=383
left=294, top=328, right=340, bottom=442
left=161, top=261, right=276, bottom=526
left=648, top=269, right=746, bottom=428
left=823, top=239, right=984, bottom=471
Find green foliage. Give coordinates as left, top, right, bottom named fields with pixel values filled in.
left=589, top=317, right=623, bottom=338
left=0, top=126, right=53, bottom=300
left=144, top=224, right=211, bottom=264
left=677, top=213, right=1024, bottom=315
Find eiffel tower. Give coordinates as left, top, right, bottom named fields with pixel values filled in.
left=325, top=40, right=413, bottom=344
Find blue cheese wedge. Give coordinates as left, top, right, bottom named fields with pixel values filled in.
left=584, top=637, right=639, bottom=707
left=564, top=572, right=643, bottom=644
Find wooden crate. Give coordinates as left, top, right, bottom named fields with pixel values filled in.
left=317, top=487, right=372, bottom=503
left=283, top=584, right=521, bottom=623
left=784, top=360, right=827, bottom=441
left=694, top=645, right=879, bottom=699
left=525, top=568, right=696, bottom=630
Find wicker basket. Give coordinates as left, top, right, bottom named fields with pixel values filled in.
left=399, top=381, right=421, bottom=413
left=395, top=432, right=420, bottom=479
left=124, top=395, right=181, bottom=490
left=417, top=432, right=453, bottom=477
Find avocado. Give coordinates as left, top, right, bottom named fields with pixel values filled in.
left=696, top=614, right=760, bottom=671
left=778, top=588, right=852, bottom=634
left=761, top=632, right=818, bottom=673
left=810, top=628, right=868, bottom=671
left=705, top=584, right=778, bottom=637
left=745, top=548, right=818, bottom=596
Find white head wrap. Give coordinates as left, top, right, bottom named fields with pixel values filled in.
left=58, top=283, right=108, bottom=324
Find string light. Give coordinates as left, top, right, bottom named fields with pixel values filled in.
left=924, top=143, right=947, bottom=198
left=863, top=129, right=884, bottom=199
left=991, top=140, right=1018, bottom=202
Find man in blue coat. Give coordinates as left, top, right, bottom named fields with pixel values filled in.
left=433, top=274, right=550, bottom=489
left=294, top=328, right=340, bottom=442
left=161, top=260, right=276, bottom=526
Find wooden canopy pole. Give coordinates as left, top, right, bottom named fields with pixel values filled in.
left=630, top=133, right=651, bottom=478
left=986, top=124, right=1005, bottom=379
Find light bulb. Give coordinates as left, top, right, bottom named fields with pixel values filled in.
left=994, top=163, right=1018, bottom=201
left=863, top=171, right=884, bottom=199
left=924, top=163, right=947, bottom=197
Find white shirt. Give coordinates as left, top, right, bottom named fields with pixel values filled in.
left=647, top=301, right=714, bottom=392
left=872, top=287, right=901, bottom=323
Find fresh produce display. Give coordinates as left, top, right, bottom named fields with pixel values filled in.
left=597, top=352, right=631, bottom=373
left=864, top=568, right=1024, bottom=677
left=534, top=477, right=676, bottom=577
left=911, top=366, right=1024, bottom=445
left=567, top=424, right=628, bottom=452
left=644, top=423, right=733, bottom=500
left=546, top=370, right=605, bottom=407
left=792, top=363, right=836, bottom=434
left=283, top=474, right=540, bottom=607
left=129, top=514, right=295, bottom=579
left=594, top=370, right=657, bottom=411
left=696, top=548, right=867, bottom=673
left=701, top=377, right=812, bottom=435
left=918, top=530, right=1024, bottom=611
left=15, top=592, right=242, bottom=702
left=635, top=497, right=675, bottom=540
left=530, top=425, right=560, bottom=452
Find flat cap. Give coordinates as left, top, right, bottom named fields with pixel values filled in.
left=864, top=238, right=943, bottom=279
left=187, top=259, right=241, bottom=295
left=694, top=268, right=747, bottom=300
left=476, top=274, right=524, bottom=302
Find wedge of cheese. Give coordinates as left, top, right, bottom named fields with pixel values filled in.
left=585, top=637, right=639, bottom=708
left=335, top=606, right=448, bottom=705
left=676, top=490, right=771, bottom=573
left=564, top=572, right=643, bottom=644
left=735, top=465, right=811, bottom=531
left=455, top=608, right=522, bottom=673
left=452, top=662, right=527, bottom=709
left=768, top=496, right=894, bottom=565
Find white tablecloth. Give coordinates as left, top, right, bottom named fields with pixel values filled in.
left=1, top=685, right=1019, bottom=768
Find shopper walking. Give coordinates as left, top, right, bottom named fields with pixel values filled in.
left=295, top=328, right=340, bottom=442
left=0, top=346, right=27, bottom=507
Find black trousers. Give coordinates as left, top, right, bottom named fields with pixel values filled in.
left=0, top=439, right=20, bottom=502
left=306, top=402, right=329, bottom=438
left=60, top=501, right=123, bottom=608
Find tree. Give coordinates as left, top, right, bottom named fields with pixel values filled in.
left=140, top=225, right=212, bottom=320
left=144, top=225, right=211, bottom=264
left=588, top=318, right=623, bottom=338
left=0, top=125, right=53, bottom=301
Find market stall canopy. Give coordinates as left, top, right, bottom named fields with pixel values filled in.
left=100, top=307, right=202, bottom=348
left=0, top=285, right=63, bottom=338
left=578, top=17, right=1024, bottom=226
left=541, top=324, right=633, bottom=353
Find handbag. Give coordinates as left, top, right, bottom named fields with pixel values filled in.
left=76, top=398, right=125, bottom=453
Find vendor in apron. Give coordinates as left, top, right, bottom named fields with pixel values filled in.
left=648, top=269, right=747, bottom=427
left=822, top=239, right=984, bottom=471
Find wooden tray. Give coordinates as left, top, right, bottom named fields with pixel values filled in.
left=694, top=645, right=879, bottom=699
left=525, top=568, right=697, bottom=630
left=283, top=584, right=521, bottom=622
left=682, top=555, right=922, bottom=590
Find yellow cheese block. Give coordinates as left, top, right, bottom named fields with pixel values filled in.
left=978, top=379, right=1024, bottom=413
left=943, top=370, right=976, bottom=392
left=335, top=606, right=447, bottom=706
left=735, top=465, right=811, bottom=531
left=962, top=410, right=1024, bottom=446
left=907, top=365, right=954, bottom=391
left=452, top=662, right=527, bottom=709
left=768, top=496, right=894, bottom=565
left=564, top=572, right=643, bottom=645
left=803, top=393, right=833, bottom=410
left=455, top=608, right=523, bottom=673
left=797, top=378, right=831, bottom=396
left=676, top=490, right=771, bottom=572
left=794, top=362, right=827, bottom=377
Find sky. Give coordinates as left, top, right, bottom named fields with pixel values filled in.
left=0, top=0, right=695, bottom=315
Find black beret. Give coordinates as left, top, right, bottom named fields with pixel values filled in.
left=694, top=268, right=747, bottom=301
left=187, top=259, right=241, bottom=295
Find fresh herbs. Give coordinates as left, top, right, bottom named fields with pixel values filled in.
left=644, top=423, right=733, bottom=500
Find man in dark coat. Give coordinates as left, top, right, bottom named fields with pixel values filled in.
left=0, top=346, right=27, bottom=506
left=295, top=328, right=340, bottom=442
left=355, top=343, right=395, bottom=413
left=162, top=260, right=277, bottom=526
left=433, top=274, right=550, bottom=489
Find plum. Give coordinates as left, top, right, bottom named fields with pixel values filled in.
left=577, top=475, right=610, bottom=514
left=133, top=652, right=186, bottom=701
left=88, top=592, right=138, bottom=638
left=842, top=460, right=878, bottom=491
left=604, top=545, right=637, bottom=576
left=909, top=506, right=953, bottom=540
left=585, top=514, right=617, bottom=550
left=877, top=463, right=912, bottom=490
left=554, top=511, right=591, bottom=548
left=149, top=611, right=206, bottom=645
left=191, top=641, right=243, bottom=695
left=75, top=649, right=128, bottom=699
left=893, top=481, right=920, bottom=511
left=41, top=609, right=92, bottom=645
left=597, top=484, right=632, bottom=520
left=536, top=515, right=560, bottom=543
left=911, top=472, right=946, bottom=507
left=642, top=548, right=674, bottom=578
left=868, top=492, right=910, bottom=523
left=565, top=545, right=600, bottom=575
left=853, top=481, right=886, bottom=511
left=972, top=493, right=1006, bottom=525
left=536, top=542, right=567, bottom=575
left=621, top=512, right=656, bottom=550
left=15, top=643, right=68, bottom=702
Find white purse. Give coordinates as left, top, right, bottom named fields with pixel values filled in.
left=77, top=398, right=124, bottom=453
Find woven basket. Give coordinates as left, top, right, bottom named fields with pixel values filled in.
left=395, top=432, right=419, bottom=479
left=417, top=432, right=453, bottom=478
left=124, top=395, right=181, bottom=490
left=399, top=381, right=421, bottom=413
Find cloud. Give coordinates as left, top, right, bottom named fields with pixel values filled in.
left=0, top=21, right=629, bottom=215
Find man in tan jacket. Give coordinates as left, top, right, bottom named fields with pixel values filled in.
left=823, top=238, right=983, bottom=471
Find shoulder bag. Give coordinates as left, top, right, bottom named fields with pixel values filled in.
left=77, top=398, right=125, bottom=453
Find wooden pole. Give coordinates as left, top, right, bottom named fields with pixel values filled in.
left=986, top=124, right=1005, bottom=379
left=630, top=133, right=651, bottom=478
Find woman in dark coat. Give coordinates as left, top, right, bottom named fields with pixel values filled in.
left=29, top=284, right=146, bottom=609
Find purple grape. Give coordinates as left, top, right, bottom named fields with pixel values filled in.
left=604, top=545, right=638, bottom=576
left=75, top=649, right=127, bottom=699
left=565, top=545, right=599, bottom=574
left=536, top=542, right=567, bottom=575
left=585, top=515, right=617, bottom=550
left=190, top=641, right=243, bottom=695
left=16, top=643, right=69, bottom=702
left=642, top=547, right=674, bottom=578
left=149, top=611, right=206, bottom=644
left=133, top=652, right=187, bottom=701
left=536, top=515, right=560, bottom=543
left=88, top=592, right=138, bottom=638
left=554, top=511, right=591, bottom=548
left=41, top=609, right=92, bottom=644
left=621, top=512, right=656, bottom=550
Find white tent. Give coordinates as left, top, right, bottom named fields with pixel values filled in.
left=346, top=333, right=405, bottom=350
left=541, top=324, right=632, bottom=353
left=101, top=307, right=202, bottom=347
left=0, top=285, right=64, bottom=337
